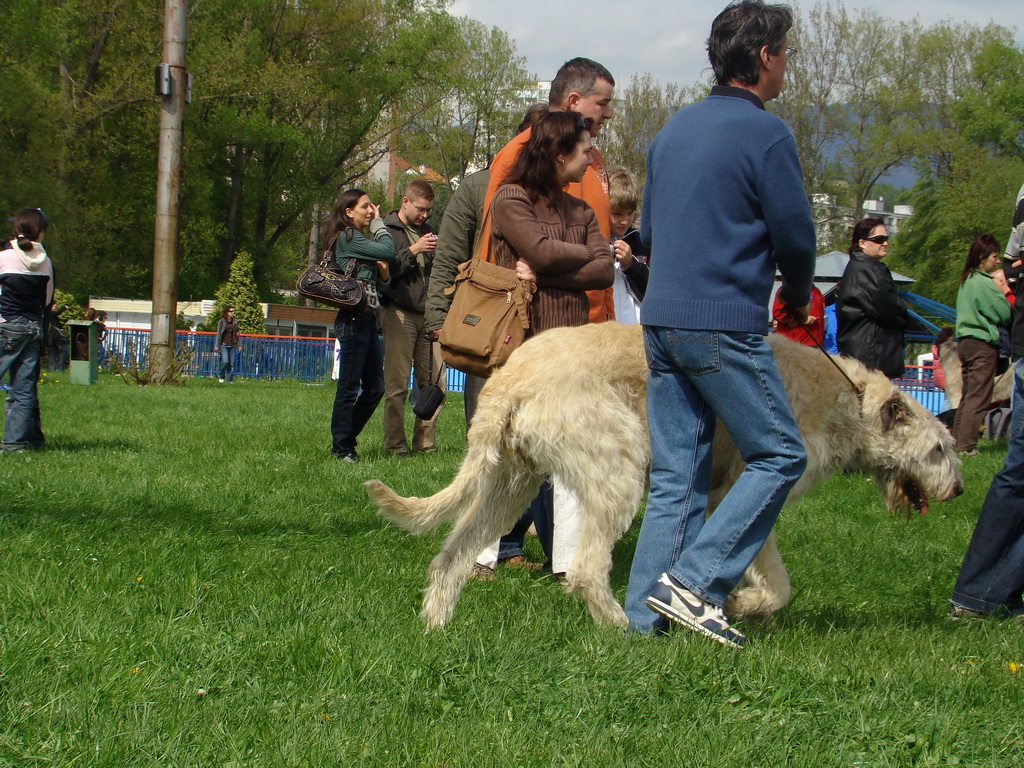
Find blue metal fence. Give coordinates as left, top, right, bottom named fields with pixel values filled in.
left=894, top=364, right=949, bottom=416
left=103, top=327, right=468, bottom=391
left=103, top=328, right=945, bottom=413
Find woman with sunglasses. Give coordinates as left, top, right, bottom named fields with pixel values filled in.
left=951, top=234, right=1012, bottom=454
left=836, top=217, right=909, bottom=379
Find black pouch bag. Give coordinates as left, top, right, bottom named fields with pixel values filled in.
left=413, top=350, right=446, bottom=421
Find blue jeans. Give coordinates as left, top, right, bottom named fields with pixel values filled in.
left=331, top=313, right=385, bottom=455
left=951, top=358, right=1024, bottom=615
left=0, top=318, right=45, bottom=451
left=219, top=345, right=237, bottom=381
left=625, top=327, right=807, bottom=633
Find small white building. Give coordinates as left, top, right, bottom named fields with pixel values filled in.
left=87, top=298, right=339, bottom=338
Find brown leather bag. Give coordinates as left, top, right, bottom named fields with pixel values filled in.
left=438, top=207, right=535, bottom=377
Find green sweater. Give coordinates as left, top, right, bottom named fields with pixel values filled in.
left=955, top=269, right=1011, bottom=345
left=331, top=218, right=396, bottom=283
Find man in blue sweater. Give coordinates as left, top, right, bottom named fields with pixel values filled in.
left=624, top=0, right=816, bottom=648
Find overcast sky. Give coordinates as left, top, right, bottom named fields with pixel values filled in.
left=449, top=1, right=1022, bottom=88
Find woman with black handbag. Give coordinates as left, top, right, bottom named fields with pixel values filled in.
left=324, top=189, right=396, bottom=462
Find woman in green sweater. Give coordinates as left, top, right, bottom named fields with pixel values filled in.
left=952, top=234, right=1013, bottom=454
left=323, top=189, right=396, bottom=462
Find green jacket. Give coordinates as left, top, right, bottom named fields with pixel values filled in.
left=330, top=218, right=396, bottom=283
left=955, top=269, right=1012, bottom=345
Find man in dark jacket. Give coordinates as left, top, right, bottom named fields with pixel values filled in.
left=835, top=217, right=909, bottom=378
left=381, top=179, right=441, bottom=455
left=425, top=168, right=488, bottom=421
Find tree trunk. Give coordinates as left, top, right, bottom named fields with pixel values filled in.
left=220, top=144, right=244, bottom=281
left=304, top=202, right=321, bottom=308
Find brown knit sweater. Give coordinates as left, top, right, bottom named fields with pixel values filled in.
left=490, top=184, right=613, bottom=335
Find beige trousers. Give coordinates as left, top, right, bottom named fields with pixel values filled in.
left=381, top=305, right=444, bottom=453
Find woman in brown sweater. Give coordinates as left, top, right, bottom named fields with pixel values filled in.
left=484, top=111, right=615, bottom=573
left=490, top=111, right=614, bottom=334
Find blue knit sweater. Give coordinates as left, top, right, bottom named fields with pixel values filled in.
left=639, top=86, right=816, bottom=333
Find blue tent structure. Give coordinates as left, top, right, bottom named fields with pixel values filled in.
left=899, top=292, right=957, bottom=343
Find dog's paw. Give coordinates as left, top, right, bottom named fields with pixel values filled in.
left=726, top=589, right=777, bottom=622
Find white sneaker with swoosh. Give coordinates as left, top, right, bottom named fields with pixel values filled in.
left=645, top=573, right=746, bottom=649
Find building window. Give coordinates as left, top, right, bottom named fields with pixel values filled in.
left=296, top=324, right=328, bottom=338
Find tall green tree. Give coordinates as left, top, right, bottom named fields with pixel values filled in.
left=211, top=251, right=264, bottom=334
left=601, top=73, right=704, bottom=186
left=889, top=37, right=1024, bottom=305
left=394, top=17, right=530, bottom=188
left=0, top=0, right=466, bottom=304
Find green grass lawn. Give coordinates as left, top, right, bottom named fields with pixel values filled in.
left=2, top=373, right=1022, bottom=767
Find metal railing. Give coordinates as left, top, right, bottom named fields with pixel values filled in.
left=102, top=327, right=468, bottom=391
left=893, top=364, right=948, bottom=416
left=102, top=328, right=945, bottom=412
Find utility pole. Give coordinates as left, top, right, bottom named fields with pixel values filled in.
left=149, top=0, right=187, bottom=383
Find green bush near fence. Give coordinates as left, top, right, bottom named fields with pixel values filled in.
left=1, top=375, right=1021, bottom=767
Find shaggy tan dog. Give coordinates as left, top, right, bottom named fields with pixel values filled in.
left=366, top=322, right=963, bottom=629
left=937, top=339, right=1013, bottom=408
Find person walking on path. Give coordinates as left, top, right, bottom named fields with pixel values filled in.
left=215, top=306, right=242, bottom=383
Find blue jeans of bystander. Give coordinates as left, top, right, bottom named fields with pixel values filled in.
left=624, top=327, right=807, bottom=634
left=0, top=318, right=45, bottom=451
left=950, top=358, right=1024, bottom=615
left=219, top=345, right=237, bottom=382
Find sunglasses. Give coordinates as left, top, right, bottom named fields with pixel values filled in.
left=862, top=235, right=889, bottom=244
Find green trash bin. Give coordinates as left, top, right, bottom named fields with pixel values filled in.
left=68, top=321, right=99, bottom=385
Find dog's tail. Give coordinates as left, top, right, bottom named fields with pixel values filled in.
left=364, top=394, right=515, bottom=535
left=364, top=475, right=475, bottom=535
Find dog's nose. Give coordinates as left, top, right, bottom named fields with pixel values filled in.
left=951, top=482, right=964, bottom=499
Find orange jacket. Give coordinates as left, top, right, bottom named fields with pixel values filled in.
left=481, top=126, right=614, bottom=322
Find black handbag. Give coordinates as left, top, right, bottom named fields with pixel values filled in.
left=296, top=247, right=366, bottom=311
left=413, top=348, right=446, bottom=421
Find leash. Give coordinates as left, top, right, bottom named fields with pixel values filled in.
left=797, top=324, right=864, bottom=406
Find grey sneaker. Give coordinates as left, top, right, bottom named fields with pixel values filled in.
left=646, top=573, right=746, bottom=649
left=948, top=604, right=987, bottom=620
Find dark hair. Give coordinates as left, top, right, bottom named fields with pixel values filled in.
left=11, top=207, right=48, bottom=252
left=959, top=233, right=1001, bottom=285
left=708, top=1, right=793, bottom=86
left=504, top=112, right=592, bottom=201
left=516, top=103, right=549, bottom=135
left=403, top=178, right=434, bottom=202
left=548, top=58, right=615, bottom=107
left=934, top=327, right=955, bottom=346
left=849, top=217, right=887, bottom=256
left=223, top=305, right=235, bottom=318
left=323, top=188, right=368, bottom=247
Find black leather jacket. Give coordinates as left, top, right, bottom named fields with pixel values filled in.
left=836, top=251, right=909, bottom=378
